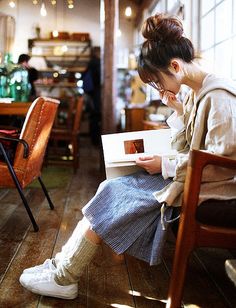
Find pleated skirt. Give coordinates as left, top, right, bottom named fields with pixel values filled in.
left=82, top=171, right=173, bottom=265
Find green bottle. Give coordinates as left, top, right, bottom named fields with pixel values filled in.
left=10, top=66, right=30, bottom=102
left=0, top=53, right=15, bottom=98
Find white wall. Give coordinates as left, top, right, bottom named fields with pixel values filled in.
left=0, top=0, right=101, bottom=62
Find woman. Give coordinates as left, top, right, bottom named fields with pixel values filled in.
left=19, top=13, right=236, bottom=299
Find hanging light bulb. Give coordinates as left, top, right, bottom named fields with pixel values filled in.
left=32, top=0, right=38, bottom=4
left=9, top=1, right=16, bottom=8
left=67, top=0, right=74, bottom=9
left=52, top=30, right=59, bottom=38
left=125, top=6, right=132, bottom=17
left=51, top=0, right=56, bottom=5
left=40, top=2, right=47, bottom=17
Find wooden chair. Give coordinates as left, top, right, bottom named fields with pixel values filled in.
left=0, top=97, right=60, bottom=232
left=167, top=149, right=236, bottom=308
left=48, top=96, right=84, bottom=173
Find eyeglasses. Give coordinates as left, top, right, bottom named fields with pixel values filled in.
left=148, top=81, right=164, bottom=92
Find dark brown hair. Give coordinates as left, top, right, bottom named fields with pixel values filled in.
left=18, top=54, right=31, bottom=64
left=138, top=14, right=195, bottom=84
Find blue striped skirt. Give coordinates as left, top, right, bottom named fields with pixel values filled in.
left=82, top=171, right=173, bottom=265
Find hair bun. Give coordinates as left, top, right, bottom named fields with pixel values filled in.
left=142, top=13, right=183, bottom=43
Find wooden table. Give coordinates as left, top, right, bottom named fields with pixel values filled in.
left=0, top=102, right=31, bottom=115
left=143, top=120, right=168, bottom=130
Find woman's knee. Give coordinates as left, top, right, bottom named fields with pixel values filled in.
left=85, top=228, right=102, bottom=244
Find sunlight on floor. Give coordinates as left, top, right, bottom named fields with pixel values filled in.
left=128, top=289, right=167, bottom=303
left=144, top=295, right=167, bottom=303
left=128, top=290, right=141, bottom=296
left=110, top=304, right=134, bottom=308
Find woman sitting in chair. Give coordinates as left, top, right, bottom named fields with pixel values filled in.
left=19, top=13, right=236, bottom=299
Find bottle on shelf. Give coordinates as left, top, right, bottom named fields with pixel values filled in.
left=0, top=53, right=15, bottom=98
left=9, top=67, right=31, bottom=102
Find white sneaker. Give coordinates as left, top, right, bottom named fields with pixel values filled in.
left=23, top=259, right=55, bottom=274
left=19, top=271, right=78, bottom=299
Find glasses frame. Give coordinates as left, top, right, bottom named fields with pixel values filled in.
left=148, top=81, right=164, bottom=92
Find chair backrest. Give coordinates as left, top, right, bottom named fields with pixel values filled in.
left=14, top=97, right=60, bottom=185
left=167, top=149, right=236, bottom=308
left=72, top=96, right=84, bottom=134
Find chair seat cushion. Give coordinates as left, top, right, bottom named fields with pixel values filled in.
left=171, top=199, right=236, bottom=235
left=196, top=199, right=236, bottom=228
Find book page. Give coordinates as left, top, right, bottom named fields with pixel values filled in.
left=102, top=129, right=175, bottom=165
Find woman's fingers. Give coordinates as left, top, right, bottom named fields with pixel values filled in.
left=136, top=156, right=154, bottom=162
left=162, top=91, right=183, bottom=115
left=136, top=155, right=162, bottom=174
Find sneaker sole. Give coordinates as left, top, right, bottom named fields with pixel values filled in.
left=19, top=277, right=78, bottom=300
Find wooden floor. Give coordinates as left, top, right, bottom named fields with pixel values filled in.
left=0, top=136, right=235, bottom=308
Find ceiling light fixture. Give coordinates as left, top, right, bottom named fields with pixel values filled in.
left=9, top=1, right=16, bottom=8
left=125, top=6, right=132, bottom=17
left=40, top=2, right=47, bottom=17
left=67, top=0, right=74, bottom=9
left=32, top=0, right=75, bottom=11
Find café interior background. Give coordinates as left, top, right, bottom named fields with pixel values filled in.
left=0, top=0, right=236, bottom=118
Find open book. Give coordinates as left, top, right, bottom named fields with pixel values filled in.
left=101, top=129, right=176, bottom=179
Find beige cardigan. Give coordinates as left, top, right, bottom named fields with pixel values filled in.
left=154, top=74, right=236, bottom=207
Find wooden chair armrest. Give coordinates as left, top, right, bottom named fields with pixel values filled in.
left=0, top=136, right=29, bottom=158
left=189, top=149, right=236, bottom=170
left=182, top=149, right=236, bottom=217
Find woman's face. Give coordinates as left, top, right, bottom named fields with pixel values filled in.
left=150, top=72, right=181, bottom=96
left=160, top=72, right=182, bottom=95
left=150, top=60, right=183, bottom=95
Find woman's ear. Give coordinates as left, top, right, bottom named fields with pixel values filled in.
left=170, top=59, right=181, bottom=73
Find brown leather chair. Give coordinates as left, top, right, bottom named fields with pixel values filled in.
left=48, top=95, right=84, bottom=173
left=0, top=97, right=60, bottom=232
left=167, top=149, right=236, bottom=308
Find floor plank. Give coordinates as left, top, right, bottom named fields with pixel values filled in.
left=125, top=255, right=168, bottom=308
left=0, top=187, right=68, bottom=307
left=0, top=188, right=45, bottom=283
left=162, top=233, right=234, bottom=308
left=195, top=248, right=236, bottom=307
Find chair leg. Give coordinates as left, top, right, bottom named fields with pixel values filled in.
left=166, top=229, right=194, bottom=308
left=38, top=176, right=54, bottom=210
left=167, top=250, right=191, bottom=308
left=72, top=137, right=79, bottom=173
left=0, top=144, right=39, bottom=232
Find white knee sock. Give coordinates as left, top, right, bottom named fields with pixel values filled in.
left=54, top=222, right=99, bottom=285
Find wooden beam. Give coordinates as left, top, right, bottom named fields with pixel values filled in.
left=135, top=0, right=157, bottom=27
left=102, top=0, right=119, bottom=133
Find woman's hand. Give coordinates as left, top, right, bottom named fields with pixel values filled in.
left=161, top=91, right=183, bottom=116
left=136, top=155, right=162, bottom=175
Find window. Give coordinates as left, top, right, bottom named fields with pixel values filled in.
left=200, top=0, right=236, bottom=79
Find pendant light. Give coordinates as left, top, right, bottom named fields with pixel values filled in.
left=40, top=2, right=47, bottom=17
left=125, top=6, right=132, bottom=18
left=9, top=1, right=16, bottom=8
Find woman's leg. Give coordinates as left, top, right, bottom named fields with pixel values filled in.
left=19, top=217, right=102, bottom=299
left=54, top=217, right=101, bottom=264
left=54, top=217, right=101, bottom=285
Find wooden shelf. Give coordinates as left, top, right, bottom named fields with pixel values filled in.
left=35, top=82, right=77, bottom=88
left=28, top=37, right=91, bottom=97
